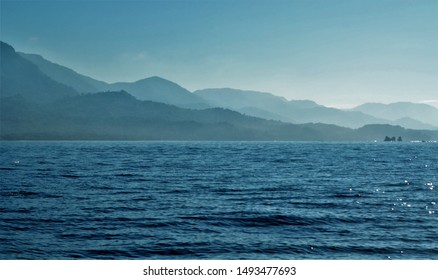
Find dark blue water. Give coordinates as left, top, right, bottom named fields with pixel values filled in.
left=1, top=141, right=437, bottom=259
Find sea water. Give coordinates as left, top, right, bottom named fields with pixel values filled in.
left=1, top=141, right=437, bottom=259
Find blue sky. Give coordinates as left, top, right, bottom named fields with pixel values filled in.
left=1, top=0, right=437, bottom=107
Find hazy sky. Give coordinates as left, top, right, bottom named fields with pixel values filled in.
left=1, top=0, right=437, bottom=108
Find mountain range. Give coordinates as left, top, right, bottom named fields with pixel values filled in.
left=194, top=88, right=387, bottom=128
left=19, top=52, right=208, bottom=109
left=1, top=41, right=438, bottom=141
left=16, top=44, right=438, bottom=130
left=351, top=102, right=438, bottom=129
left=14, top=42, right=438, bottom=129
left=1, top=42, right=78, bottom=103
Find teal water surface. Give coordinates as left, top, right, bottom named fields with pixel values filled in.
left=1, top=141, right=437, bottom=259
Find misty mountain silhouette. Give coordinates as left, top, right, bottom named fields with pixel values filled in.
left=352, top=102, right=438, bottom=129
left=108, top=76, right=210, bottom=109
left=14, top=43, right=438, bottom=130
left=3, top=90, right=435, bottom=141
left=0, top=90, right=343, bottom=140
left=19, top=52, right=108, bottom=93
left=17, top=51, right=209, bottom=109
left=0, top=41, right=77, bottom=103
left=1, top=41, right=437, bottom=141
left=195, top=88, right=386, bottom=128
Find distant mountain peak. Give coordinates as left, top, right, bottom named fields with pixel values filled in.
left=109, top=76, right=208, bottom=108
left=18, top=51, right=108, bottom=93
left=1, top=41, right=78, bottom=103
left=132, top=76, right=186, bottom=88
left=134, top=76, right=169, bottom=83
left=0, top=41, right=15, bottom=54
left=353, top=101, right=438, bottom=128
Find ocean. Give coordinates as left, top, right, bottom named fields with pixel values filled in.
left=1, top=141, right=437, bottom=259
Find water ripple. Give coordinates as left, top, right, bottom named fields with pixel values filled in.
left=1, top=141, right=437, bottom=259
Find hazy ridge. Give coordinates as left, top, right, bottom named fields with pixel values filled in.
left=18, top=45, right=438, bottom=130
left=1, top=41, right=438, bottom=141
